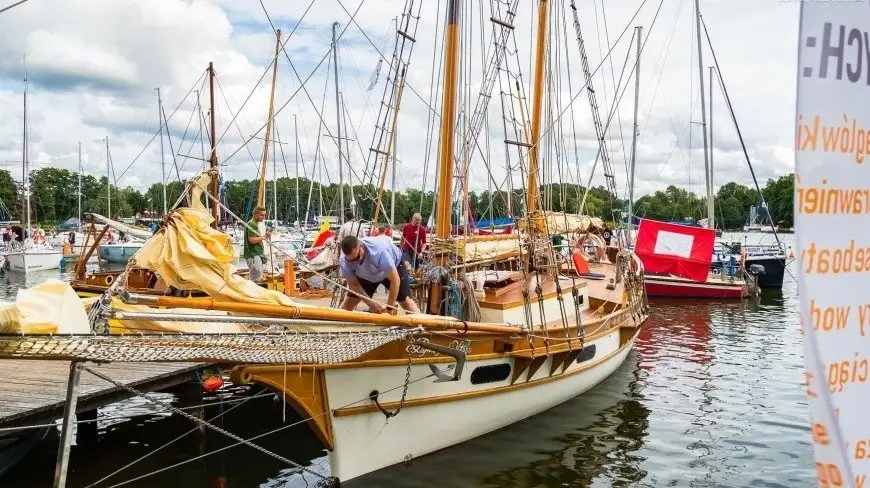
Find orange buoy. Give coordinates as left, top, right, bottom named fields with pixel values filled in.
left=572, top=250, right=591, bottom=274
left=202, top=375, right=224, bottom=392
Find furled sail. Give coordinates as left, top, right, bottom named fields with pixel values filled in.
left=516, top=212, right=604, bottom=234
left=133, top=172, right=296, bottom=306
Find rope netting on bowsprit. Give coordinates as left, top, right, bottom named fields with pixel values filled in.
left=0, top=326, right=420, bottom=364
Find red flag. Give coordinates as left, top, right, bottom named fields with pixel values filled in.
left=634, top=219, right=715, bottom=283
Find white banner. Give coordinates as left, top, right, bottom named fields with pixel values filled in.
left=797, top=4, right=870, bottom=487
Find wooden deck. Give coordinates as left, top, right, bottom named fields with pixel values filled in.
left=0, top=360, right=207, bottom=427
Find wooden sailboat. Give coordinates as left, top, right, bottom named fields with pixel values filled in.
left=1, top=2, right=647, bottom=486
left=222, top=0, right=647, bottom=481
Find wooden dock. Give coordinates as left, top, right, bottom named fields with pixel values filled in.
left=0, top=360, right=209, bottom=428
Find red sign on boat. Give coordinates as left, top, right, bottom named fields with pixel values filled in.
left=634, top=219, right=715, bottom=283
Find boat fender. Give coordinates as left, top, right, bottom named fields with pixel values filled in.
left=201, top=375, right=224, bottom=392
left=748, top=264, right=766, bottom=275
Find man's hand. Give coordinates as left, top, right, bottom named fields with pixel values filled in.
left=369, top=302, right=385, bottom=314
left=264, top=231, right=272, bottom=241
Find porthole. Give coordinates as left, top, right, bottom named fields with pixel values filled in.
left=470, top=363, right=511, bottom=385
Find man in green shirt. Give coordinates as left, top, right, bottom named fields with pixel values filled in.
left=243, top=206, right=270, bottom=282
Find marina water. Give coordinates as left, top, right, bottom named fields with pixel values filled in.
left=1, top=233, right=811, bottom=487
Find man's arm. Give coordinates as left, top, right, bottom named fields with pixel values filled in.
left=344, top=276, right=382, bottom=310
left=247, top=227, right=269, bottom=244
left=384, top=266, right=400, bottom=309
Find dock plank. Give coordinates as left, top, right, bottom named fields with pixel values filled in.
left=0, top=360, right=207, bottom=427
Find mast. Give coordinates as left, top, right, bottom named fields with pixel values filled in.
left=429, top=0, right=462, bottom=315
left=390, top=135, right=396, bottom=226
left=208, top=62, right=219, bottom=229
left=195, top=89, right=210, bottom=214
left=332, top=22, right=345, bottom=223
left=434, top=0, right=461, bottom=241
left=294, top=114, right=300, bottom=225
left=77, top=142, right=82, bottom=232
left=526, top=0, right=549, bottom=220
left=22, top=59, right=30, bottom=248
left=628, top=26, right=641, bottom=239
left=272, top=124, right=278, bottom=224
left=709, top=65, right=715, bottom=229
left=156, top=87, right=167, bottom=216
left=372, top=66, right=406, bottom=228
left=343, top=93, right=356, bottom=216
left=258, top=29, right=282, bottom=209
left=694, top=0, right=712, bottom=227
left=106, top=137, right=111, bottom=218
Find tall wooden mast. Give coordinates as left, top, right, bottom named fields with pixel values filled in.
left=434, top=0, right=461, bottom=242
left=428, top=0, right=462, bottom=314
left=257, top=29, right=282, bottom=210
left=208, top=62, right=219, bottom=229
left=526, top=0, right=549, bottom=221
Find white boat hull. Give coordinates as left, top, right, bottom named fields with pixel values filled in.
left=4, top=251, right=62, bottom=272
left=325, top=328, right=632, bottom=482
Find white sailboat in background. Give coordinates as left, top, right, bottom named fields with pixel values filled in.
left=4, top=60, right=62, bottom=274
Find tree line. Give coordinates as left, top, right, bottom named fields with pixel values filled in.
left=0, top=167, right=794, bottom=230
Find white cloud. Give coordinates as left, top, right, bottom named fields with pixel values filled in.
left=0, top=0, right=798, bottom=221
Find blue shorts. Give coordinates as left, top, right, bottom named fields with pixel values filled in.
left=401, top=250, right=420, bottom=268
left=357, top=264, right=412, bottom=301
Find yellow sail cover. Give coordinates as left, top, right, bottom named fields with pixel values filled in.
left=133, top=172, right=295, bottom=306
left=0, top=279, right=91, bottom=334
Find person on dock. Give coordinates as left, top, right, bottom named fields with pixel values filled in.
left=339, top=235, right=420, bottom=314
left=2, top=224, right=11, bottom=251
left=244, top=205, right=270, bottom=282
left=400, top=212, right=427, bottom=271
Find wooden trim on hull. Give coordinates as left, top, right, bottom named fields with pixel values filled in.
left=332, top=324, right=641, bottom=418
left=229, top=368, right=334, bottom=450
left=231, top=305, right=639, bottom=374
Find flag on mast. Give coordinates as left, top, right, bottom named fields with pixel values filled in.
left=367, top=59, right=382, bottom=92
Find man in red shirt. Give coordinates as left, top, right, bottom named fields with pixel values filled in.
left=401, top=212, right=427, bottom=270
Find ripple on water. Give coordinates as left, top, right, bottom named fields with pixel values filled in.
left=1, top=238, right=814, bottom=487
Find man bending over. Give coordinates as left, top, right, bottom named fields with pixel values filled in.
left=338, top=235, right=421, bottom=314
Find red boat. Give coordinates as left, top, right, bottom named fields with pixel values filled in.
left=635, top=219, right=748, bottom=300
left=643, top=272, right=747, bottom=299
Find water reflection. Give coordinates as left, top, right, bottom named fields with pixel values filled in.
left=1, top=237, right=815, bottom=487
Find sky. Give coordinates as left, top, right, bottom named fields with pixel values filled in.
left=0, top=0, right=799, bottom=211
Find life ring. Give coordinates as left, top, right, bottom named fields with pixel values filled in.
left=575, top=232, right=606, bottom=261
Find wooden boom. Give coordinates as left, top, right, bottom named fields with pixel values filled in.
left=122, top=293, right=525, bottom=335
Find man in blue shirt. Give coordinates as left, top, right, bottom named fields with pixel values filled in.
left=339, top=235, right=420, bottom=314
